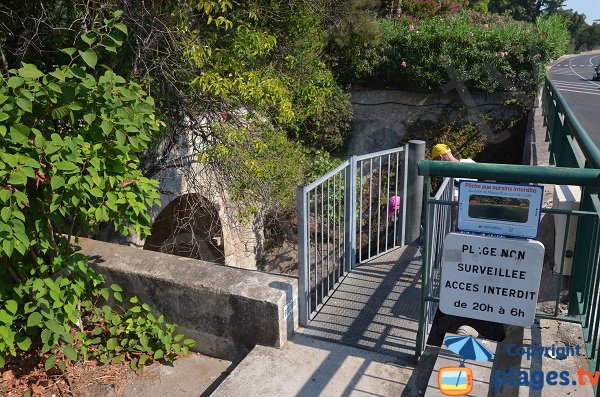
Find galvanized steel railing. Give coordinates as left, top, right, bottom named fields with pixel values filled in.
left=297, top=142, right=425, bottom=326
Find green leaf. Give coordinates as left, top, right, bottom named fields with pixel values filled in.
left=45, top=354, right=57, bottom=370
left=8, top=171, right=27, bottom=186
left=110, top=284, right=123, bottom=292
left=51, top=105, right=70, bottom=120
left=139, top=354, right=150, bottom=366
left=51, top=175, right=65, bottom=190
left=60, top=47, right=77, bottom=57
left=83, top=112, right=96, bottom=125
left=115, top=23, right=128, bottom=34
left=115, top=130, right=126, bottom=145
left=5, top=300, right=17, bottom=314
left=4, top=239, right=21, bottom=257
left=107, top=338, right=118, bottom=350
left=18, top=63, right=44, bottom=79
left=41, top=328, right=52, bottom=344
left=101, top=120, right=113, bottom=135
left=0, top=310, right=13, bottom=325
left=1, top=206, right=11, bottom=222
left=57, top=360, right=66, bottom=372
left=16, top=97, right=32, bottom=113
left=0, top=355, right=4, bottom=368
left=81, top=33, right=96, bottom=45
left=63, top=345, right=78, bottom=361
left=7, top=76, right=24, bottom=88
left=9, top=124, right=30, bottom=144
left=68, top=102, right=83, bottom=111
left=79, top=49, right=98, bottom=69
left=49, top=69, right=66, bottom=81
left=45, top=319, right=65, bottom=336
left=16, top=336, right=32, bottom=351
left=113, top=354, right=125, bottom=364
left=153, top=349, right=164, bottom=360
left=55, top=161, right=78, bottom=172
left=184, top=339, right=196, bottom=347
left=0, top=189, right=11, bottom=202
left=27, top=312, right=42, bottom=327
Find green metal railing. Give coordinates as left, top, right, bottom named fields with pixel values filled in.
left=416, top=76, right=600, bottom=393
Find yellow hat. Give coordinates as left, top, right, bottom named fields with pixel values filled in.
left=431, top=144, right=451, bottom=159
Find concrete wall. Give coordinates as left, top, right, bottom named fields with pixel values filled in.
left=78, top=237, right=298, bottom=362
left=348, top=89, right=517, bottom=156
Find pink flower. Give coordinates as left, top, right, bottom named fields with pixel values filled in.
left=409, top=25, right=415, bottom=32
left=499, top=51, right=508, bottom=57
left=468, top=32, right=474, bottom=37
left=401, top=61, right=408, bottom=68
left=483, top=23, right=490, bottom=28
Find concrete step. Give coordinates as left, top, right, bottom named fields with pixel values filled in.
left=211, top=333, right=415, bottom=396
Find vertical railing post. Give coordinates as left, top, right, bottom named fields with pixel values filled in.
left=406, top=140, right=425, bottom=244
left=416, top=177, right=432, bottom=358
left=345, top=155, right=357, bottom=270
left=550, top=107, right=565, bottom=166
left=296, top=185, right=309, bottom=326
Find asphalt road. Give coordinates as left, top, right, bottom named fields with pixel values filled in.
left=548, top=53, right=600, bottom=145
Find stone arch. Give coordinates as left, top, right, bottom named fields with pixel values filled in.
left=143, top=193, right=225, bottom=264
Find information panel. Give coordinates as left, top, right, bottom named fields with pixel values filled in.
left=456, top=181, right=544, bottom=239
left=439, top=233, right=544, bottom=327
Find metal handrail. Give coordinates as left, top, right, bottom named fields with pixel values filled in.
left=545, top=76, right=600, bottom=168
left=418, top=160, right=600, bottom=186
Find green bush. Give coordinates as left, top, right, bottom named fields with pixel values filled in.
left=0, top=13, right=193, bottom=374
left=342, top=12, right=568, bottom=95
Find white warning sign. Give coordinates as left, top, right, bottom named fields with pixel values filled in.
left=439, top=232, right=544, bottom=327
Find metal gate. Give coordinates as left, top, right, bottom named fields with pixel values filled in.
left=296, top=141, right=425, bottom=326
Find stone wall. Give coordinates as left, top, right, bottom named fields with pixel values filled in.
left=348, top=89, right=518, bottom=157
left=78, top=237, right=298, bottom=362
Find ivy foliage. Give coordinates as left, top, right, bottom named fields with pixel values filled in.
left=0, top=12, right=194, bottom=371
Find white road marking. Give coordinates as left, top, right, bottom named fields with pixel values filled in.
left=552, top=80, right=598, bottom=88
left=557, top=88, right=600, bottom=96
left=568, top=56, right=600, bottom=89
left=590, top=55, right=600, bottom=66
